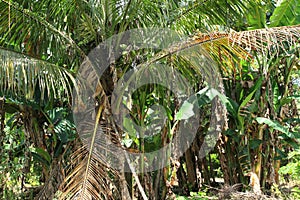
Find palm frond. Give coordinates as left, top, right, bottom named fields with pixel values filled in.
left=230, top=25, right=300, bottom=53
left=59, top=145, right=117, bottom=200
left=0, top=0, right=84, bottom=69
left=0, top=0, right=81, bottom=50
left=181, top=25, right=300, bottom=76
left=156, top=25, right=300, bottom=65
left=59, top=56, right=121, bottom=199
left=0, top=47, right=75, bottom=102
left=270, top=0, right=300, bottom=27
left=131, top=31, right=249, bottom=75
left=170, top=0, right=250, bottom=34
left=59, top=103, right=121, bottom=200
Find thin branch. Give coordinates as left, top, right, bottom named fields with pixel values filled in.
left=124, top=151, right=148, bottom=200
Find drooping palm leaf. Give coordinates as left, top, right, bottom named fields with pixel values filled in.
left=0, top=0, right=79, bottom=46
left=0, top=47, right=75, bottom=102
left=59, top=145, right=117, bottom=200
left=59, top=107, right=121, bottom=199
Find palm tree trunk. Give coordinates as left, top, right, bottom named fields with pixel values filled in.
left=218, top=135, right=231, bottom=185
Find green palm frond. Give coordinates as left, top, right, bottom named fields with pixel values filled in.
left=0, top=47, right=75, bottom=102
left=170, top=0, right=250, bottom=34
left=270, top=0, right=300, bottom=27
left=0, top=0, right=81, bottom=49
left=0, top=0, right=84, bottom=68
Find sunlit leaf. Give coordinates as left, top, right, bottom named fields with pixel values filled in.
left=175, top=101, right=194, bottom=120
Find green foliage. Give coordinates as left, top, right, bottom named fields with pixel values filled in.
left=278, top=148, right=300, bottom=199
left=46, top=107, right=76, bottom=144
left=31, top=147, right=51, bottom=169
left=256, top=117, right=300, bottom=144
left=0, top=113, right=43, bottom=199
left=256, top=117, right=290, bottom=135
left=279, top=148, right=300, bottom=179
left=269, top=0, right=300, bottom=27
left=246, top=1, right=267, bottom=29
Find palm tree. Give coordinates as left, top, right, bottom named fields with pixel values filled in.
left=0, top=0, right=299, bottom=199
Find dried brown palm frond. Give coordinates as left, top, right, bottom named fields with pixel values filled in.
left=59, top=102, right=118, bottom=200
left=59, top=57, right=122, bottom=200
left=59, top=100, right=122, bottom=199
left=59, top=145, right=118, bottom=200
left=182, top=25, right=299, bottom=56
left=230, top=25, right=300, bottom=54
left=179, top=25, right=300, bottom=62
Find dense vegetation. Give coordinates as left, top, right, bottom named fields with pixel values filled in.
left=0, top=0, right=299, bottom=199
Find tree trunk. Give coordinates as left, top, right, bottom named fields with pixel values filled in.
left=176, top=161, right=188, bottom=195
left=185, top=148, right=197, bottom=190
left=218, top=135, right=230, bottom=185
left=34, top=157, right=64, bottom=199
